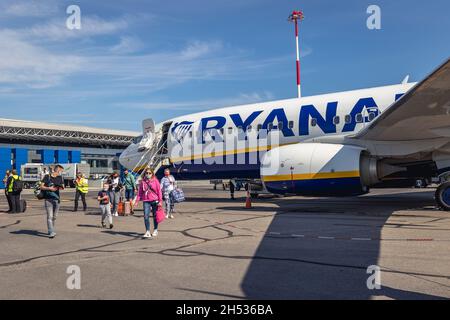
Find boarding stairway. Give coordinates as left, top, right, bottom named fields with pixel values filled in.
left=132, top=121, right=171, bottom=175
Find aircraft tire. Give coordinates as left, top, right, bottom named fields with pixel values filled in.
left=435, top=182, right=450, bottom=211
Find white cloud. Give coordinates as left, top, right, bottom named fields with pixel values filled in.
left=181, top=40, right=223, bottom=59
left=1, top=0, right=58, bottom=17
left=114, top=91, right=276, bottom=111
left=21, top=16, right=129, bottom=42
left=0, top=30, right=83, bottom=88
left=110, top=36, right=144, bottom=54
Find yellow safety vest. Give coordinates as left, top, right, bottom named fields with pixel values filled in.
left=76, top=178, right=89, bottom=193
left=8, top=175, right=20, bottom=193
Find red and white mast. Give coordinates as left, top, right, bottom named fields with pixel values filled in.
left=288, top=10, right=304, bottom=99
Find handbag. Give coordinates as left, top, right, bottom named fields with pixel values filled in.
left=171, top=188, right=185, bottom=203
left=155, top=206, right=166, bottom=224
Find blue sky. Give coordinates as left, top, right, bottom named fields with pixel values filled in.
left=0, top=0, right=449, bottom=131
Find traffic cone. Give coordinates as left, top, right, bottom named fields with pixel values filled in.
left=245, top=191, right=252, bottom=209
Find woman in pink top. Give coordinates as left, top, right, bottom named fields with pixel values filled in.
left=135, top=168, right=163, bottom=239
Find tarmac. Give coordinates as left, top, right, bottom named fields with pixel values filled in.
left=0, top=181, right=449, bottom=300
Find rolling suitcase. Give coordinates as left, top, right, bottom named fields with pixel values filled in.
left=117, top=201, right=125, bottom=216
left=124, top=201, right=132, bottom=216
left=19, top=199, right=27, bottom=213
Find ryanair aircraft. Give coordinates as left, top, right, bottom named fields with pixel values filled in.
left=120, top=58, right=450, bottom=210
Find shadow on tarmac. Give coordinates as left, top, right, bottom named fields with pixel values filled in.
left=207, top=189, right=449, bottom=299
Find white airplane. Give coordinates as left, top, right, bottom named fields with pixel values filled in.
left=120, top=58, right=450, bottom=210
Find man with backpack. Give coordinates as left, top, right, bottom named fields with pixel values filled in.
left=6, top=169, right=23, bottom=214
left=40, top=165, right=65, bottom=239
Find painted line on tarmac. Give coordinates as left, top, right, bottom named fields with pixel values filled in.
left=187, top=215, right=444, bottom=242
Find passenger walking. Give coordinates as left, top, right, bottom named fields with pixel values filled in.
left=107, top=172, right=122, bottom=217
left=123, top=169, right=137, bottom=208
left=160, top=168, right=176, bottom=219
left=229, top=179, right=236, bottom=200
left=40, top=165, right=65, bottom=238
left=135, top=168, right=162, bottom=239
left=3, top=170, right=12, bottom=213
left=6, top=169, right=23, bottom=214
left=74, top=172, right=89, bottom=212
left=98, top=183, right=113, bottom=229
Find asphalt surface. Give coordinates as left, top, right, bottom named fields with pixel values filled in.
left=0, top=182, right=449, bottom=300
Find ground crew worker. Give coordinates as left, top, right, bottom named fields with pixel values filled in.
left=229, top=179, right=236, bottom=200
left=74, top=172, right=89, bottom=212
left=7, top=169, right=22, bottom=214
left=3, top=170, right=12, bottom=213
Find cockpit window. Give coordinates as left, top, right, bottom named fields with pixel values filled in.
left=133, top=135, right=143, bottom=144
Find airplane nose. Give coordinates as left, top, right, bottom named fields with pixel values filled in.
left=119, top=149, right=129, bottom=168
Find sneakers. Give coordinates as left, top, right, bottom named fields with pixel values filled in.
left=113, top=212, right=119, bottom=217
left=101, top=223, right=106, bottom=228
left=152, top=230, right=158, bottom=237
left=143, top=231, right=152, bottom=239
left=48, top=232, right=56, bottom=239
left=109, top=224, right=114, bottom=229
left=169, top=214, right=174, bottom=219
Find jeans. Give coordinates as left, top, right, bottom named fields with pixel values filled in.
left=143, top=201, right=158, bottom=232
left=125, top=189, right=135, bottom=201
left=100, top=204, right=112, bottom=225
left=74, top=190, right=87, bottom=211
left=109, top=191, right=120, bottom=214
left=45, top=199, right=60, bottom=235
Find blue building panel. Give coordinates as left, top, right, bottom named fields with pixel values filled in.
left=0, top=148, right=12, bottom=189
left=69, top=150, right=81, bottom=163
left=13, top=148, right=28, bottom=175
left=56, top=150, right=69, bottom=164
left=39, top=150, right=55, bottom=164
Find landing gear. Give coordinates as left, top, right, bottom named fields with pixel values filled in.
left=435, top=182, right=450, bottom=211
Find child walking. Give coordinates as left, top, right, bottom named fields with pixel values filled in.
left=98, top=183, right=113, bottom=229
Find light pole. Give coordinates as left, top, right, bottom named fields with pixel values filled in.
left=288, top=10, right=304, bottom=99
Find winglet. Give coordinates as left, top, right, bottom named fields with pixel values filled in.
left=401, top=75, right=410, bottom=84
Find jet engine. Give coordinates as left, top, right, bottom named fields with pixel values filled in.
left=260, top=143, right=404, bottom=196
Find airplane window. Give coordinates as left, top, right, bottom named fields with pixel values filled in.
left=220, top=128, right=224, bottom=134
left=356, top=113, right=363, bottom=123
left=228, top=127, right=233, bottom=134
left=345, top=115, right=352, bottom=124
left=268, top=123, right=274, bottom=130
left=257, top=124, right=263, bottom=131
left=368, top=112, right=376, bottom=121
left=311, top=118, right=317, bottom=127
left=247, top=125, right=252, bottom=131
left=189, top=131, right=193, bottom=138
left=288, top=121, right=294, bottom=129
left=333, top=116, right=340, bottom=125
left=278, top=122, right=283, bottom=130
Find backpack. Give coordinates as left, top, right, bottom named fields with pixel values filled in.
left=33, top=181, right=45, bottom=200
left=12, top=177, right=23, bottom=193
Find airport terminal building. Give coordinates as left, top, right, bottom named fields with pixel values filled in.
left=0, top=118, right=139, bottom=188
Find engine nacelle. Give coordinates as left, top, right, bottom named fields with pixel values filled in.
left=260, top=143, right=401, bottom=196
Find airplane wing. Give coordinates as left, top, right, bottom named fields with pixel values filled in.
left=354, top=57, right=450, bottom=141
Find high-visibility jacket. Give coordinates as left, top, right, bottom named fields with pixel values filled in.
left=8, top=175, right=20, bottom=193
left=75, top=177, right=89, bottom=193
